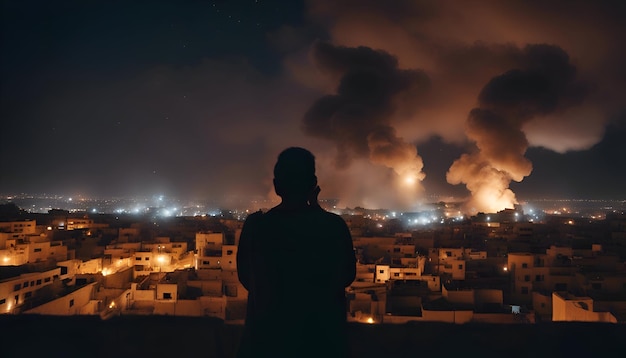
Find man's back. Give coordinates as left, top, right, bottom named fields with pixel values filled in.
left=237, top=206, right=356, bottom=357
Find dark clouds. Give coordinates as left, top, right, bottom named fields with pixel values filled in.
left=303, top=42, right=429, bottom=166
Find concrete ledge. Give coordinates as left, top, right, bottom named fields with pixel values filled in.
left=1, top=315, right=624, bottom=357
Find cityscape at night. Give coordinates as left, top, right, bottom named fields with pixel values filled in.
left=2, top=0, right=626, bottom=357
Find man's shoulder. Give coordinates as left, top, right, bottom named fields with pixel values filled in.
left=319, top=209, right=343, bottom=219
left=243, top=210, right=265, bottom=226
left=316, top=209, right=348, bottom=226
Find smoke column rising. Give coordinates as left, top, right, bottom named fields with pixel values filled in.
left=447, top=44, right=588, bottom=213
left=303, top=42, right=429, bottom=208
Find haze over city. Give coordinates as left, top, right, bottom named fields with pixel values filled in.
left=2, top=0, right=625, bottom=214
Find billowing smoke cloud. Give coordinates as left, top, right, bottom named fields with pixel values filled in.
left=303, top=41, right=429, bottom=208
left=294, top=0, right=625, bottom=212
left=447, top=44, right=588, bottom=213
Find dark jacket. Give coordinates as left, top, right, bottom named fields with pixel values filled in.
left=237, top=206, right=356, bottom=358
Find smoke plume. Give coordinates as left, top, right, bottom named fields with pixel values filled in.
left=303, top=41, right=429, bottom=208
left=447, top=44, right=588, bottom=213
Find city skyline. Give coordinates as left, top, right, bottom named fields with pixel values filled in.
left=2, top=0, right=625, bottom=213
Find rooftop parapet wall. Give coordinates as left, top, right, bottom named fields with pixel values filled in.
left=1, top=315, right=624, bottom=358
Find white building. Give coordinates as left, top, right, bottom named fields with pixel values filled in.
left=552, top=292, right=617, bottom=323
left=0, top=267, right=62, bottom=314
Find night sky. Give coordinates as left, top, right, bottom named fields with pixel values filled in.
left=2, top=0, right=625, bottom=211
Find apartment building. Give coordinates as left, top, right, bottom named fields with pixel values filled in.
left=0, top=267, right=62, bottom=314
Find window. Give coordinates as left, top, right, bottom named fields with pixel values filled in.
left=203, top=261, right=210, bottom=265
left=136, top=257, right=142, bottom=261
left=522, top=263, right=528, bottom=268
left=446, top=251, right=452, bottom=257
left=145, top=257, right=149, bottom=260
left=394, top=273, right=400, bottom=277
left=393, top=248, right=401, bottom=253
left=521, top=287, right=529, bottom=294
left=163, top=293, right=172, bottom=299
left=44, top=277, right=51, bottom=283
left=36, top=279, right=42, bottom=285
left=34, top=248, right=42, bottom=252
left=25, top=292, right=32, bottom=298
left=30, top=281, right=34, bottom=286
left=226, top=250, right=233, bottom=255
left=0, top=298, right=5, bottom=305
left=535, top=275, right=544, bottom=282
left=524, top=275, right=530, bottom=282
left=23, top=281, right=29, bottom=288
left=69, top=299, right=74, bottom=307
left=60, top=267, right=68, bottom=275
left=458, top=265, right=463, bottom=270
left=379, top=270, right=385, bottom=274
left=14, top=284, right=21, bottom=291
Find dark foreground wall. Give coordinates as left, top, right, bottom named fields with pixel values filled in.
left=1, top=315, right=625, bottom=358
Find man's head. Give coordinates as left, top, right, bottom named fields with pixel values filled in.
left=273, top=147, right=317, bottom=200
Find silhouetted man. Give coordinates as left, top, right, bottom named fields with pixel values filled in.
left=237, top=147, right=356, bottom=358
